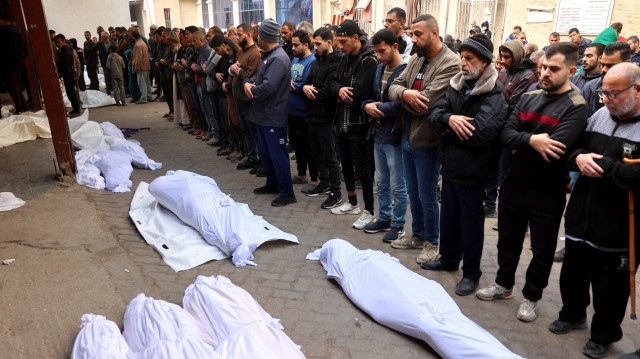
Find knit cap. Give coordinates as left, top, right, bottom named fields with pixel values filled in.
left=459, top=34, right=494, bottom=62
left=258, top=18, right=280, bottom=43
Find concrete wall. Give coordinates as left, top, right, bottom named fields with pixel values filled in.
left=43, top=0, right=131, bottom=40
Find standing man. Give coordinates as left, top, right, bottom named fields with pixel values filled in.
left=543, top=32, right=560, bottom=51
left=182, top=26, right=204, bottom=131
left=98, top=32, right=112, bottom=95
left=288, top=30, right=317, bottom=190
left=231, top=23, right=262, bottom=171
left=244, top=18, right=296, bottom=207
left=504, top=26, right=522, bottom=43
left=387, top=14, right=460, bottom=263
left=383, top=8, right=413, bottom=55
left=361, top=29, right=409, bottom=242
left=328, top=19, right=378, bottom=230
left=281, top=21, right=296, bottom=60
left=475, top=43, right=588, bottom=323
left=55, top=34, right=81, bottom=116
left=582, top=42, right=631, bottom=116
left=0, top=15, right=28, bottom=114
left=83, top=31, right=99, bottom=90
left=302, top=27, right=343, bottom=208
left=192, top=31, right=216, bottom=140
left=423, top=34, right=508, bottom=296
left=131, top=30, right=152, bottom=104
left=628, top=36, right=640, bottom=66
left=571, top=43, right=603, bottom=90
left=159, top=28, right=175, bottom=117
left=550, top=63, right=640, bottom=359
left=569, top=28, right=592, bottom=66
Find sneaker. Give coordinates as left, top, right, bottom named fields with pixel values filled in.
left=582, top=340, right=609, bottom=359
left=373, top=184, right=378, bottom=194
left=321, top=194, right=342, bottom=209
left=363, top=220, right=391, bottom=233
left=484, top=204, right=497, bottom=218
left=292, top=175, right=308, bottom=184
left=455, top=278, right=479, bottom=296
left=253, top=185, right=279, bottom=195
left=420, top=258, right=458, bottom=271
left=250, top=164, right=259, bottom=175
left=201, top=134, right=213, bottom=142
left=619, top=348, right=640, bottom=359
left=382, top=227, right=405, bottom=243
left=548, top=318, right=588, bottom=334
left=416, top=242, right=439, bottom=262
left=255, top=165, right=266, bottom=177
left=476, top=283, right=513, bottom=301
left=391, top=235, right=425, bottom=250
left=306, top=185, right=330, bottom=197
left=271, top=195, right=297, bottom=207
left=330, top=202, right=361, bottom=215
left=553, top=247, right=566, bottom=262
left=301, top=183, right=317, bottom=194
left=237, top=159, right=255, bottom=170
left=353, top=210, right=375, bottom=230
left=207, top=137, right=218, bottom=145
left=516, top=299, right=538, bottom=322
left=492, top=222, right=499, bottom=231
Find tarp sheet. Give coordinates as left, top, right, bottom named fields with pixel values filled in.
left=129, top=179, right=298, bottom=271
left=307, top=239, right=524, bottom=359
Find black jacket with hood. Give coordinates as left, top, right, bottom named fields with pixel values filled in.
left=498, top=40, right=536, bottom=112
left=304, top=50, right=343, bottom=123
left=429, top=65, right=509, bottom=186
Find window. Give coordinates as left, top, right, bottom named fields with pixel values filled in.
left=213, top=0, right=234, bottom=29
left=276, top=0, right=313, bottom=25
left=202, top=1, right=210, bottom=29
left=239, top=0, right=264, bottom=25
left=164, top=8, right=171, bottom=29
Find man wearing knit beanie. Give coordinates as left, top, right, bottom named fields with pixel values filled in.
left=423, top=33, right=508, bottom=297
left=243, top=19, right=296, bottom=207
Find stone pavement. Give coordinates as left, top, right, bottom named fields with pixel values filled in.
left=1, top=99, right=640, bottom=358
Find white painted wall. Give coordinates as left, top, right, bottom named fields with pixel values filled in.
left=42, top=0, right=131, bottom=40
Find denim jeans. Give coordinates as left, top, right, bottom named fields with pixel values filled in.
left=402, top=138, right=440, bottom=244
left=374, top=142, right=407, bottom=228
left=198, top=86, right=218, bottom=137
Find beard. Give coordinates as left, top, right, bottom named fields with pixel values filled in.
left=239, top=38, right=248, bottom=48
left=414, top=45, right=428, bottom=57
left=461, top=65, right=480, bottom=80
left=607, top=89, right=637, bottom=117
left=540, top=76, right=564, bottom=93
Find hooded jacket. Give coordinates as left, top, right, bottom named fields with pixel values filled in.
left=429, top=65, right=508, bottom=185
left=388, top=46, right=461, bottom=148
left=361, top=54, right=409, bottom=144
left=582, top=77, right=604, bottom=116
left=571, top=69, right=601, bottom=91
left=329, top=43, right=378, bottom=134
left=565, top=107, right=640, bottom=251
left=498, top=40, right=536, bottom=112
left=304, top=50, right=343, bottom=123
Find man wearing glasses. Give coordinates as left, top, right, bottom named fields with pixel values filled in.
left=383, top=8, right=413, bottom=55
left=550, top=62, right=640, bottom=359
left=582, top=41, right=631, bottom=116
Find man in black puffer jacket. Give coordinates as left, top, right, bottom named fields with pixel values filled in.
left=424, top=34, right=508, bottom=296
left=302, top=27, right=343, bottom=209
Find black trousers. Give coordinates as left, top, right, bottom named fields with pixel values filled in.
left=439, top=179, right=486, bottom=281
left=87, top=61, right=99, bottom=90
left=62, top=75, right=81, bottom=113
left=102, top=65, right=112, bottom=93
left=0, top=70, right=27, bottom=113
left=77, top=65, right=86, bottom=92
left=161, top=74, right=173, bottom=113
left=336, top=129, right=374, bottom=214
left=289, top=115, right=317, bottom=181
left=559, top=239, right=638, bottom=345
left=495, top=178, right=566, bottom=301
left=309, top=121, right=341, bottom=195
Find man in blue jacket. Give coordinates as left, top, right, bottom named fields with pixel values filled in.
left=243, top=19, right=296, bottom=207
left=361, top=29, right=409, bottom=243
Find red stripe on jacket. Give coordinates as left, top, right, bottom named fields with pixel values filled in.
left=520, top=111, right=560, bottom=127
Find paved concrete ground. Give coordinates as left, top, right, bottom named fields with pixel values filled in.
left=1, top=99, right=640, bottom=358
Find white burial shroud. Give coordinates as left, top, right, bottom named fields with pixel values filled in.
left=70, top=314, right=130, bottom=359
left=129, top=170, right=298, bottom=270
left=307, top=239, right=524, bottom=359
left=183, top=275, right=306, bottom=358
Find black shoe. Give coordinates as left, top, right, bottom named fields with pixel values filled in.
left=255, top=165, right=266, bottom=177
left=321, top=194, right=342, bottom=209
left=420, top=259, right=458, bottom=271
left=305, top=185, right=330, bottom=197
left=548, top=318, right=587, bottom=334
left=250, top=165, right=259, bottom=175
left=620, top=348, right=640, bottom=359
left=484, top=204, right=497, bottom=218
left=272, top=195, right=296, bottom=207
left=582, top=340, right=609, bottom=358
left=455, top=278, right=479, bottom=296
left=237, top=159, right=255, bottom=170
left=553, top=247, right=566, bottom=262
left=253, top=185, right=279, bottom=195
left=211, top=140, right=223, bottom=147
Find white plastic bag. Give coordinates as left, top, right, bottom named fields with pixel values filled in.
left=110, top=140, right=162, bottom=170
left=95, top=150, right=133, bottom=193
left=100, top=122, right=124, bottom=139
left=183, top=275, right=306, bottom=358
left=149, top=170, right=258, bottom=267
left=70, top=314, right=129, bottom=359
left=307, top=239, right=523, bottom=359
left=0, top=192, right=25, bottom=211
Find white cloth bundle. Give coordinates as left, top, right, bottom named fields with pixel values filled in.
left=95, top=150, right=133, bottom=193
left=100, top=122, right=124, bottom=139
left=183, top=275, right=306, bottom=358
left=307, top=239, right=524, bottom=359
left=110, top=140, right=162, bottom=170
left=75, top=149, right=106, bottom=190
left=123, top=293, right=217, bottom=358
left=0, top=111, right=51, bottom=148
left=70, top=314, right=129, bottom=359
left=0, top=192, right=25, bottom=211
left=80, top=90, right=116, bottom=108
left=148, top=170, right=258, bottom=267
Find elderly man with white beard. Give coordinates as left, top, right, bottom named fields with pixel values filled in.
left=423, top=34, right=508, bottom=296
